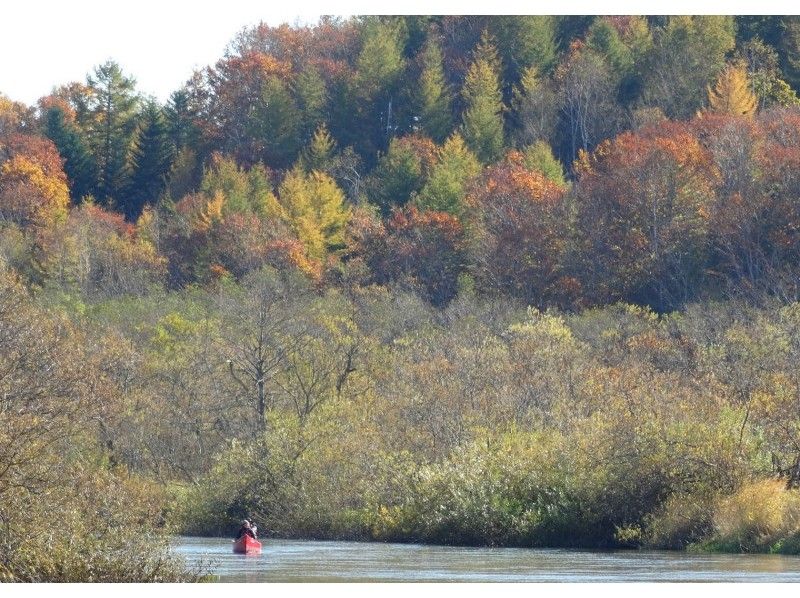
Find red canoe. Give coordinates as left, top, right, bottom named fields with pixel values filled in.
left=233, top=535, right=262, bottom=554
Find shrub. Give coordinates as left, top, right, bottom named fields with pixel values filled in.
left=702, top=480, right=800, bottom=553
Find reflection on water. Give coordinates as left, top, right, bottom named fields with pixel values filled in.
left=173, top=536, right=800, bottom=583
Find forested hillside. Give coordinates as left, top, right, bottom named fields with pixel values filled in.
left=3, top=16, right=800, bottom=580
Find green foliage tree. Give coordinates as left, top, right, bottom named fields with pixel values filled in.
left=294, top=65, right=328, bottom=138
left=416, top=134, right=480, bottom=217
left=461, top=32, right=505, bottom=163
left=165, top=88, right=200, bottom=151
left=86, top=60, right=139, bottom=205
left=491, top=16, right=558, bottom=82
left=779, top=17, right=800, bottom=92
left=642, top=16, right=736, bottom=119
left=368, top=136, right=431, bottom=215
left=299, top=123, right=337, bottom=173
left=521, top=141, right=566, bottom=186
left=355, top=19, right=406, bottom=100
left=254, top=77, right=302, bottom=167
left=43, top=106, right=97, bottom=202
left=586, top=18, right=634, bottom=78
left=737, top=38, right=800, bottom=109
left=200, top=154, right=280, bottom=218
left=414, top=36, right=452, bottom=143
left=126, top=102, right=174, bottom=219
left=352, top=18, right=407, bottom=156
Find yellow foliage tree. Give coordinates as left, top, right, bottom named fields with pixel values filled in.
left=196, top=191, right=226, bottom=232
left=0, top=155, right=70, bottom=227
left=707, top=65, right=757, bottom=117
left=277, top=168, right=350, bottom=261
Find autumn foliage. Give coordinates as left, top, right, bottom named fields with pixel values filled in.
left=5, top=17, right=800, bottom=580
left=467, top=151, right=573, bottom=306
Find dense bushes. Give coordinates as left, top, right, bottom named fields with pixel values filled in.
left=0, top=267, right=202, bottom=581
left=161, top=287, right=800, bottom=553
left=700, top=480, right=800, bottom=554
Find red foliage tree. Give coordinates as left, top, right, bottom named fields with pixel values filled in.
left=466, top=151, right=574, bottom=307
left=573, top=122, right=719, bottom=310
left=348, top=205, right=467, bottom=306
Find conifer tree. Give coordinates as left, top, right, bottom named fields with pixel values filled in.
left=415, top=37, right=452, bottom=143
left=86, top=60, right=139, bottom=206
left=355, top=19, right=406, bottom=101
left=200, top=155, right=281, bottom=219
left=126, top=102, right=174, bottom=219
left=492, top=16, right=558, bottom=82
left=254, top=77, right=302, bottom=167
left=521, top=141, right=566, bottom=187
left=165, top=88, right=199, bottom=151
left=369, top=137, right=427, bottom=215
left=294, top=65, right=328, bottom=138
left=43, top=106, right=97, bottom=202
left=416, top=134, right=480, bottom=217
left=352, top=18, right=406, bottom=157
left=461, top=32, right=505, bottom=163
left=586, top=18, right=633, bottom=77
left=511, top=65, right=559, bottom=146
left=642, top=16, right=736, bottom=119
left=299, top=124, right=337, bottom=174
left=707, top=65, right=758, bottom=117
left=278, top=168, right=350, bottom=260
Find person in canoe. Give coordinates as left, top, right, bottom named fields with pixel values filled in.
left=236, top=519, right=256, bottom=540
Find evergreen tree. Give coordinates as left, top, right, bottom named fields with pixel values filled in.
left=353, top=18, right=407, bottom=157
left=355, top=19, right=406, bottom=100
left=126, top=102, right=174, bottom=219
left=586, top=19, right=633, bottom=78
left=521, top=141, right=566, bottom=187
left=461, top=32, right=505, bottom=164
left=294, top=65, right=328, bottom=139
left=736, top=38, right=799, bottom=109
left=492, top=16, right=558, bottom=83
left=642, top=16, right=736, bottom=119
left=254, top=77, right=302, bottom=168
left=165, top=88, right=199, bottom=151
left=414, top=37, right=452, bottom=143
left=86, top=60, right=139, bottom=206
left=416, top=134, right=480, bottom=217
left=43, top=106, right=97, bottom=202
left=368, top=137, right=427, bottom=215
left=299, top=124, right=337, bottom=173
left=780, top=17, right=800, bottom=92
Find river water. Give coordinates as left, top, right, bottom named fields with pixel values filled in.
left=173, top=536, right=800, bottom=582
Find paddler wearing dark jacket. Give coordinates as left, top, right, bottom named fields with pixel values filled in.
left=236, top=519, right=256, bottom=539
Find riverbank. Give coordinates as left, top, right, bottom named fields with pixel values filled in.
left=175, top=441, right=800, bottom=557
left=177, top=476, right=800, bottom=557
left=172, top=536, right=800, bottom=582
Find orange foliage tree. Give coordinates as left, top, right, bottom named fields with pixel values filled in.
left=466, top=151, right=573, bottom=307
left=689, top=109, right=800, bottom=300
left=573, top=123, right=719, bottom=310
left=347, top=205, right=466, bottom=306
left=0, top=134, right=70, bottom=230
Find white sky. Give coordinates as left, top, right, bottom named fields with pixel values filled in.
left=1, top=0, right=797, bottom=106
left=0, top=1, right=330, bottom=105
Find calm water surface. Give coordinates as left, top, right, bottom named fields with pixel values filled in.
left=173, top=536, right=800, bottom=582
